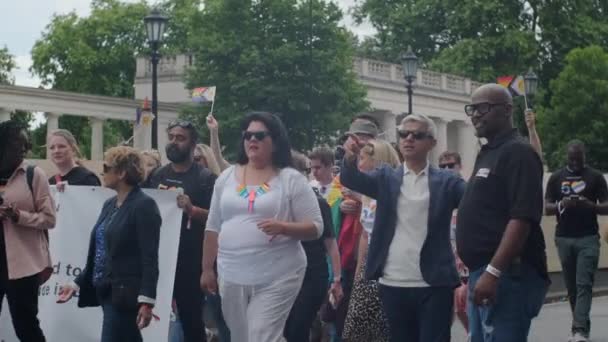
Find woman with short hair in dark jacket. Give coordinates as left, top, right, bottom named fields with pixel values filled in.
left=57, top=146, right=162, bottom=342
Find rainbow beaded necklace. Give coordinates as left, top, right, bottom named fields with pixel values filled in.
left=237, top=166, right=272, bottom=213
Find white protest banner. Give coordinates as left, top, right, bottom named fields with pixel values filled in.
left=1, top=186, right=182, bottom=342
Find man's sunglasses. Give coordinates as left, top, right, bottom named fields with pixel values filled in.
left=464, top=102, right=508, bottom=117
left=242, top=131, right=271, bottom=141
left=398, top=130, right=431, bottom=140
left=439, top=162, right=457, bottom=169
left=168, top=120, right=195, bottom=130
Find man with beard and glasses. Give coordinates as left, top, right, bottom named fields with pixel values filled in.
left=146, top=120, right=217, bottom=342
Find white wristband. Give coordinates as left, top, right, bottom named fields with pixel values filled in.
left=485, top=264, right=502, bottom=278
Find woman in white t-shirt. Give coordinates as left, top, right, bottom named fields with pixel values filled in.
left=200, top=112, right=323, bottom=342
left=343, top=139, right=401, bottom=341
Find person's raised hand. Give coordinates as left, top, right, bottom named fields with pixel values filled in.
left=206, top=114, right=219, bottom=131
left=343, top=134, right=364, bottom=163
left=525, top=109, right=536, bottom=129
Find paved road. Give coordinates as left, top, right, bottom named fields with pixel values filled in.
left=451, top=296, right=608, bottom=342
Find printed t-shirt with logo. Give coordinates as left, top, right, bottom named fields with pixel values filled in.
left=545, top=167, right=608, bottom=238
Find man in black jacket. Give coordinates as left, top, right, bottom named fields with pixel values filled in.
left=146, top=120, right=217, bottom=342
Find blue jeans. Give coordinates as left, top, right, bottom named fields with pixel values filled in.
left=100, top=298, right=142, bottom=342
left=468, top=264, right=548, bottom=342
left=378, top=285, right=453, bottom=342
left=168, top=313, right=184, bottom=342
left=169, top=294, right=231, bottom=342
left=555, top=235, right=600, bottom=335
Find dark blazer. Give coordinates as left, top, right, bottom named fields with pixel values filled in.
left=340, top=159, right=465, bottom=287
left=75, top=186, right=162, bottom=308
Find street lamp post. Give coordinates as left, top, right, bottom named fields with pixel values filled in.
left=401, top=46, right=419, bottom=115
left=524, top=68, right=539, bottom=110
left=144, top=8, right=168, bottom=149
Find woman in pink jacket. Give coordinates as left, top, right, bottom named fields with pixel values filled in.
left=0, top=120, right=56, bottom=342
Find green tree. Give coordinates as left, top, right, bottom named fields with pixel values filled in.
left=184, top=0, right=368, bottom=152
left=353, top=0, right=540, bottom=81
left=30, top=0, right=150, bottom=158
left=0, top=47, right=37, bottom=137
left=538, top=46, right=608, bottom=171
left=0, top=46, right=16, bottom=85
left=29, top=0, right=211, bottom=158
left=537, top=0, right=608, bottom=85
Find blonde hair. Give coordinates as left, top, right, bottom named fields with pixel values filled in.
left=104, top=146, right=145, bottom=186
left=49, top=129, right=83, bottom=163
left=360, top=140, right=400, bottom=208
left=361, top=140, right=401, bottom=168
left=194, top=144, right=221, bottom=176
left=141, top=149, right=161, bottom=168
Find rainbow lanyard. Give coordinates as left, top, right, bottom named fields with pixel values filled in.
left=237, top=183, right=270, bottom=213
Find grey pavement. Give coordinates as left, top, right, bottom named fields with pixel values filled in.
left=451, top=296, right=608, bottom=342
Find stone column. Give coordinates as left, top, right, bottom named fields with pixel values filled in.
left=0, top=108, right=11, bottom=122
left=46, top=112, right=60, bottom=133
left=431, top=118, right=448, bottom=164
left=133, top=119, right=152, bottom=152
left=90, top=117, right=104, bottom=161
left=157, top=120, right=169, bottom=162
left=46, top=113, right=61, bottom=159
left=457, top=120, right=479, bottom=179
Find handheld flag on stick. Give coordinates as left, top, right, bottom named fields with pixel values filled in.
left=140, top=97, right=155, bottom=126
left=192, top=87, right=216, bottom=103
left=497, top=75, right=531, bottom=110
left=497, top=76, right=514, bottom=88
left=135, top=107, right=142, bottom=126
left=192, top=86, right=217, bottom=116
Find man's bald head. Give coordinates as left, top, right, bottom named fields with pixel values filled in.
left=467, top=83, right=514, bottom=139
left=472, top=84, right=513, bottom=106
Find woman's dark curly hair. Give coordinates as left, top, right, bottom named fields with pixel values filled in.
left=236, top=111, right=293, bottom=169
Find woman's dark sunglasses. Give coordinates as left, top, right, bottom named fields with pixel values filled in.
left=102, top=164, right=113, bottom=173
left=242, top=131, right=271, bottom=141
left=398, top=130, right=431, bottom=140
left=439, top=162, right=457, bottom=169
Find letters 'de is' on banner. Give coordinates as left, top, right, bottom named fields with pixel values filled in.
left=0, top=186, right=182, bottom=342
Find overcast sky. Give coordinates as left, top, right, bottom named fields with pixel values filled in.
left=1, top=0, right=374, bottom=88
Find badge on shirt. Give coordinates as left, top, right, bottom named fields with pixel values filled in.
left=476, top=168, right=491, bottom=178
left=571, top=181, right=586, bottom=194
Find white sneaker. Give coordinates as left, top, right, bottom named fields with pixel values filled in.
left=572, top=332, right=588, bottom=342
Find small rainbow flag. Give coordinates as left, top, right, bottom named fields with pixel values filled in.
left=192, top=86, right=216, bottom=103
left=497, top=76, right=514, bottom=88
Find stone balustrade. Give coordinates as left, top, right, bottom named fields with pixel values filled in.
left=136, top=55, right=484, bottom=95
left=353, top=57, right=483, bottom=95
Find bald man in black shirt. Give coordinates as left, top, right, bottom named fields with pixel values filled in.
left=457, top=84, right=549, bottom=342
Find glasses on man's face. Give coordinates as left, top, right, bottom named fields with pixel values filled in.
left=242, top=131, right=271, bottom=141
left=398, top=130, right=431, bottom=141
left=439, top=162, right=457, bottom=169
left=464, top=102, right=508, bottom=117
